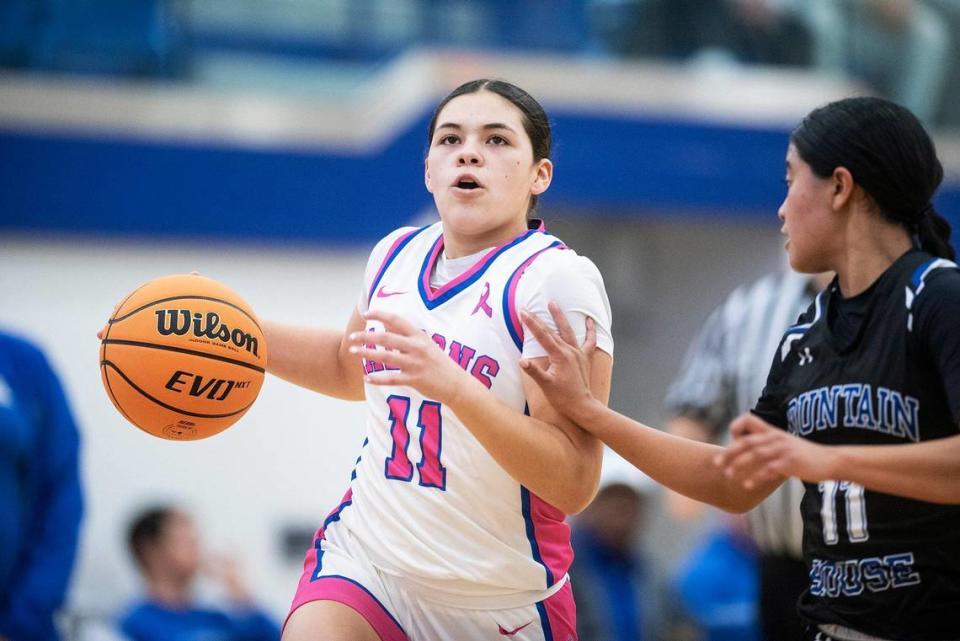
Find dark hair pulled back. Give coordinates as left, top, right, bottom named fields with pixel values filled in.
left=791, top=96, right=954, bottom=260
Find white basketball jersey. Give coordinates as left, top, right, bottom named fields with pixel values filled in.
left=327, top=220, right=607, bottom=608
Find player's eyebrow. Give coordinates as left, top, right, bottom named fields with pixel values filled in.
left=435, top=122, right=518, bottom=134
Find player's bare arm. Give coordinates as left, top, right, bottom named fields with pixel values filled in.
left=347, top=307, right=610, bottom=514
left=263, top=308, right=366, bottom=401
left=720, top=413, right=960, bottom=504
left=522, top=304, right=779, bottom=513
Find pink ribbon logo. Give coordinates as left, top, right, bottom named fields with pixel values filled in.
left=472, top=282, right=493, bottom=318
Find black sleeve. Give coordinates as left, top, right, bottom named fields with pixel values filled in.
left=751, top=297, right=819, bottom=430
left=752, top=354, right=789, bottom=430
left=913, top=268, right=960, bottom=429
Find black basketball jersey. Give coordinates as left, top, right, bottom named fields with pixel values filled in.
left=754, top=250, right=960, bottom=641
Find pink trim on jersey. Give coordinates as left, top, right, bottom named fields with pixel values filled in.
left=505, top=243, right=567, bottom=349
left=419, top=227, right=543, bottom=302
left=287, top=575, right=409, bottom=641
left=542, top=581, right=578, bottom=641
left=419, top=234, right=493, bottom=301
left=367, top=228, right=421, bottom=304
left=529, top=492, right=574, bottom=587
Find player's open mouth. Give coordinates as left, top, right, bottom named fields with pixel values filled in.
left=453, top=174, right=483, bottom=190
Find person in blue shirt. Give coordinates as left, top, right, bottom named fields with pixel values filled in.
left=675, top=515, right=760, bottom=641
left=119, top=505, right=279, bottom=641
left=570, top=450, right=656, bottom=641
left=0, top=330, right=84, bottom=641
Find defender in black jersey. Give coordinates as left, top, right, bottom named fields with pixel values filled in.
left=520, top=96, right=960, bottom=641
left=749, top=250, right=960, bottom=640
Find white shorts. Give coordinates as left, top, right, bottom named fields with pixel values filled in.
left=286, top=514, right=577, bottom=641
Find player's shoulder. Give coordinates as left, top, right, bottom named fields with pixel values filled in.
left=908, top=254, right=960, bottom=294
left=521, top=240, right=603, bottom=280
left=371, top=224, right=433, bottom=253
left=907, top=254, right=960, bottom=322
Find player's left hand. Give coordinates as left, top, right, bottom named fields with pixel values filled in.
left=715, top=413, right=836, bottom=488
left=347, top=309, right=467, bottom=403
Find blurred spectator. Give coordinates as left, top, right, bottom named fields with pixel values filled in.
left=26, top=0, right=188, bottom=78
left=0, top=330, right=84, bottom=641
left=587, top=0, right=814, bottom=66
left=0, top=1, right=45, bottom=69
left=119, top=506, right=278, bottom=641
left=663, top=269, right=832, bottom=641
left=802, top=0, right=952, bottom=124
left=674, top=516, right=760, bottom=641
left=570, top=449, right=657, bottom=641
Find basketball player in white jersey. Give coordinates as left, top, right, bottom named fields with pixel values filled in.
left=265, top=79, right=614, bottom=641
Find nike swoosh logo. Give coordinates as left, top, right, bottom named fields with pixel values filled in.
left=498, top=621, right=532, bottom=636
left=376, top=287, right=406, bottom=298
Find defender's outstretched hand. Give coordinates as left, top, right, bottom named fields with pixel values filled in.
left=715, top=413, right=836, bottom=488
left=347, top=309, right=468, bottom=403
left=519, top=301, right=597, bottom=423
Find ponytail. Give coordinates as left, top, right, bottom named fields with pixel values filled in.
left=792, top=98, right=956, bottom=260
left=916, top=206, right=956, bottom=260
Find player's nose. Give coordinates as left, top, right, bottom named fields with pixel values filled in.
left=457, top=144, right=483, bottom=166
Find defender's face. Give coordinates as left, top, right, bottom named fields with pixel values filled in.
left=424, top=91, right=551, bottom=254
left=779, top=145, right=840, bottom=273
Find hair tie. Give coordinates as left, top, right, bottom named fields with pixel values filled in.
left=919, top=203, right=935, bottom=219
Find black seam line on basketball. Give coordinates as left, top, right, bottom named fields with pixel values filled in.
left=100, top=360, right=255, bottom=419
left=105, top=280, right=153, bottom=343
left=100, top=361, right=138, bottom=427
left=101, top=339, right=265, bottom=373
left=109, top=295, right=263, bottom=332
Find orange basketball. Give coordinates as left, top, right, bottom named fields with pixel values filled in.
left=100, top=274, right=267, bottom=441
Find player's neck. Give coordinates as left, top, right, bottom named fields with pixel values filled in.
left=443, top=219, right=528, bottom=258
left=835, top=217, right=913, bottom=298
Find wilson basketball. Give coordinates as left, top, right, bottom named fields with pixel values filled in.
left=100, top=274, right=267, bottom=440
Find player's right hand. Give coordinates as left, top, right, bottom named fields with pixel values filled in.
left=519, top=302, right=598, bottom=424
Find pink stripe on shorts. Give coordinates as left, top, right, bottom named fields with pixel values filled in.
left=288, top=566, right=408, bottom=641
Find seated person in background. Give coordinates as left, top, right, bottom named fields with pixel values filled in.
left=119, top=505, right=279, bottom=641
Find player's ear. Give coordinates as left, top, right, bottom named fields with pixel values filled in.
left=530, top=158, right=553, bottom=196
left=831, top=166, right=855, bottom=211
left=424, top=157, right=434, bottom=194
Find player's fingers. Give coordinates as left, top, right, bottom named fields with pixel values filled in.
left=583, top=316, right=597, bottom=353
left=722, top=449, right=758, bottom=478
left=363, top=309, right=416, bottom=335
left=714, top=433, right=754, bottom=467
left=363, top=370, right=406, bottom=386
left=725, top=436, right=782, bottom=478
left=547, top=301, right=578, bottom=348
left=350, top=347, right=409, bottom=370
left=745, top=464, right=785, bottom=488
left=730, top=413, right=768, bottom=438
left=721, top=434, right=772, bottom=475
left=519, top=358, right=551, bottom=385
left=520, top=310, right=562, bottom=354
left=97, top=325, right=107, bottom=340
left=348, top=330, right=414, bottom=353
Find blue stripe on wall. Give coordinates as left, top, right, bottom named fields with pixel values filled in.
left=2, top=112, right=958, bottom=245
